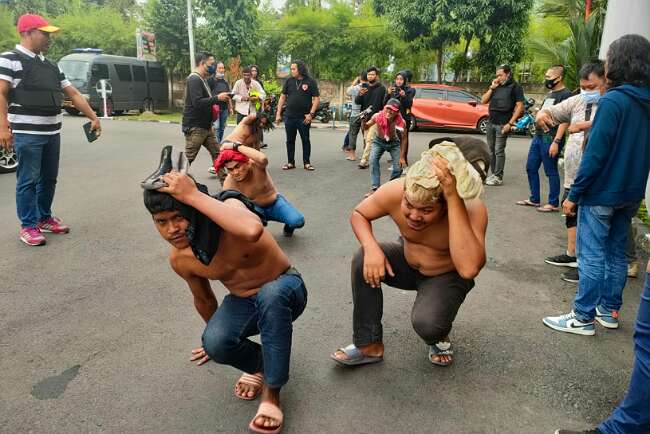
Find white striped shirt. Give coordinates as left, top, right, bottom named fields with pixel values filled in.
left=0, top=45, right=71, bottom=135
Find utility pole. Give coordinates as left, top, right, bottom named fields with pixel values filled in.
left=187, top=0, right=195, bottom=72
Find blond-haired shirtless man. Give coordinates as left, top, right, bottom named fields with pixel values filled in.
left=332, top=139, right=488, bottom=366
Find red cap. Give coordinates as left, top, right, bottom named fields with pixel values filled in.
left=17, top=14, right=60, bottom=34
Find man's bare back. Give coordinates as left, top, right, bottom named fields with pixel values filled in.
left=223, top=162, right=278, bottom=207
left=359, top=178, right=487, bottom=277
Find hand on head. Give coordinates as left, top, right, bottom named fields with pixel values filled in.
left=158, top=171, right=196, bottom=201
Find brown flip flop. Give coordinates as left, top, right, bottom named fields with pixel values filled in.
left=516, top=199, right=541, bottom=207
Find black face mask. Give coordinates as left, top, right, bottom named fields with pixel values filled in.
left=545, top=78, right=559, bottom=89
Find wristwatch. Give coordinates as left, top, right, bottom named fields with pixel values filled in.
left=233, top=143, right=240, bottom=152
left=309, top=112, right=315, bottom=117
left=553, top=138, right=561, bottom=144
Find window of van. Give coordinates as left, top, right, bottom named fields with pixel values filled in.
left=115, top=64, right=132, bottom=81
left=91, top=63, right=109, bottom=80
left=132, top=65, right=146, bottom=82
left=148, top=67, right=165, bottom=83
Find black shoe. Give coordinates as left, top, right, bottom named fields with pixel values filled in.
left=545, top=253, right=577, bottom=268
left=283, top=224, right=295, bottom=237
left=561, top=268, right=579, bottom=283
left=554, top=429, right=600, bottom=434
left=261, top=143, right=269, bottom=149
left=141, top=146, right=188, bottom=190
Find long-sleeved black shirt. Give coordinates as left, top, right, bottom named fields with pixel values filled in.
left=182, top=73, right=217, bottom=130
left=355, top=82, right=386, bottom=115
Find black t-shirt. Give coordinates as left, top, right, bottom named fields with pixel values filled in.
left=210, top=77, right=231, bottom=109
left=182, top=74, right=216, bottom=130
left=535, top=87, right=573, bottom=138
left=488, top=80, right=525, bottom=124
left=356, top=82, right=387, bottom=115
left=282, top=76, right=320, bottom=118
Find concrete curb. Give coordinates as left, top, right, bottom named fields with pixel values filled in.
left=108, top=117, right=350, bottom=131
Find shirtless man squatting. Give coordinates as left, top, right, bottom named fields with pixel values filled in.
left=332, top=138, right=489, bottom=366
left=143, top=170, right=307, bottom=433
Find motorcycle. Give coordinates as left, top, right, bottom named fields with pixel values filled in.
left=511, top=97, right=537, bottom=136
left=314, top=101, right=332, bottom=124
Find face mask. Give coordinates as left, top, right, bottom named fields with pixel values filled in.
left=544, top=78, right=559, bottom=89
left=206, top=64, right=216, bottom=75
left=580, top=88, right=601, bottom=104
left=215, top=72, right=225, bottom=79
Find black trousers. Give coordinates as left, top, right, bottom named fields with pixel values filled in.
left=352, top=239, right=474, bottom=346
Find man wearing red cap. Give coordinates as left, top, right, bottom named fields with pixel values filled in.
left=0, top=14, right=101, bottom=246
left=216, top=143, right=305, bottom=237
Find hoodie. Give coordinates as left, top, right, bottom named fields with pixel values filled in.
left=568, top=84, right=650, bottom=206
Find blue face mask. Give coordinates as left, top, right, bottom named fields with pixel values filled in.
left=581, top=89, right=601, bottom=104
left=206, top=64, right=216, bottom=75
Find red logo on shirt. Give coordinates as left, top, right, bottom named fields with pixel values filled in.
left=302, top=84, right=309, bottom=91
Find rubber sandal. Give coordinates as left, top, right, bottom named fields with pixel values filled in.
left=537, top=204, right=560, bottom=213
left=234, top=372, right=264, bottom=401
left=303, top=163, right=315, bottom=171
left=249, top=401, right=284, bottom=434
left=281, top=163, right=295, bottom=170
left=330, top=344, right=383, bottom=366
left=515, top=199, right=541, bottom=207
left=428, top=341, right=453, bottom=366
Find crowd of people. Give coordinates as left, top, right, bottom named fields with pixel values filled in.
left=1, top=12, right=650, bottom=434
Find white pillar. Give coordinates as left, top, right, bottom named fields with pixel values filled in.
left=599, top=0, right=650, bottom=58
left=187, top=0, right=195, bottom=72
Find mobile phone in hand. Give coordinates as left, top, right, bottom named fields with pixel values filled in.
left=83, top=121, right=98, bottom=142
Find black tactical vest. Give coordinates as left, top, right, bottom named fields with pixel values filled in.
left=489, top=80, right=516, bottom=113
left=9, top=50, right=63, bottom=116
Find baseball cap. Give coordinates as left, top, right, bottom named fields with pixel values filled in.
left=17, top=14, right=60, bottom=34
left=385, top=98, right=401, bottom=111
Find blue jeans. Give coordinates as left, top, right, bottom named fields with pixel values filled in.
left=370, top=137, right=402, bottom=189
left=284, top=116, right=311, bottom=165
left=14, top=133, right=61, bottom=229
left=599, top=273, right=650, bottom=434
left=201, top=270, right=308, bottom=388
left=212, top=107, right=230, bottom=143
left=255, top=194, right=305, bottom=230
left=526, top=135, right=560, bottom=206
left=573, top=203, right=640, bottom=321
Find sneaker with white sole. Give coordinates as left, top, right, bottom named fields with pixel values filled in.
left=19, top=227, right=46, bottom=246
left=595, top=305, right=619, bottom=329
left=542, top=311, right=595, bottom=336
left=38, top=216, right=70, bottom=234
left=561, top=268, right=579, bottom=283
left=627, top=262, right=638, bottom=278
left=485, top=175, right=503, bottom=186
left=545, top=253, right=577, bottom=268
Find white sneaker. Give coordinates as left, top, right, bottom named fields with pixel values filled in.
left=485, top=175, right=503, bottom=186
left=542, top=311, right=595, bottom=336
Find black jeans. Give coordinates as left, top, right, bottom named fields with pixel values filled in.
left=284, top=116, right=311, bottom=165
left=351, top=240, right=474, bottom=346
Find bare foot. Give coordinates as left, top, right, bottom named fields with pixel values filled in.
left=252, top=386, right=282, bottom=431
left=234, top=372, right=264, bottom=400
left=332, top=342, right=384, bottom=362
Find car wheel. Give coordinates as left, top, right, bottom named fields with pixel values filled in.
left=528, top=123, right=536, bottom=137
left=64, top=107, right=80, bottom=116
left=98, top=98, right=114, bottom=117
left=477, top=117, right=489, bottom=134
left=0, top=147, right=18, bottom=173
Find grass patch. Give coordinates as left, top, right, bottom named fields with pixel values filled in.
left=115, top=111, right=183, bottom=123
left=638, top=201, right=650, bottom=227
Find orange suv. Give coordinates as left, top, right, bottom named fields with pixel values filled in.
left=410, top=84, right=489, bottom=134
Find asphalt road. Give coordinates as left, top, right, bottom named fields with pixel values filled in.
left=0, top=117, right=645, bottom=434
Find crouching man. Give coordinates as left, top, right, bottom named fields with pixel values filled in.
left=332, top=137, right=488, bottom=367
left=215, top=144, right=305, bottom=237
left=144, top=170, right=307, bottom=433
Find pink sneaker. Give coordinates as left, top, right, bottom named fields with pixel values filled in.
left=20, top=227, right=46, bottom=246
left=38, top=217, right=70, bottom=234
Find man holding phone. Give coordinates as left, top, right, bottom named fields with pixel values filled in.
left=0, top=14, right=101, bottom=246
left=481, top=64, right=525, bottom=186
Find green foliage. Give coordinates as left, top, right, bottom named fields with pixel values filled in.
left=0, top=6, right=18, bottom=52
left=527, top=0, right=607, bottom=89
left=144, top=0, right=190, bottom=75
left=47, top=7, right=137, bottom=61
left=194, top=0, right=259, bottom=59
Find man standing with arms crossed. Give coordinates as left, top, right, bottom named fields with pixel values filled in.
left=275, top=60, right=320, bottom=171
left=0, top=14, right=101, bottom=246
left=481, top=64, right=525, bottom=186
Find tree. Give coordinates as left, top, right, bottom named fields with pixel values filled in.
left=0, top=7, right=18, bottom=53
left=144, top=0, right=191, bottom=76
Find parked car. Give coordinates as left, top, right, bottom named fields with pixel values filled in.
left=58, top=49, right=169, bottom=116
left=410, top=84, right=490, bottom=134
left=0, top=147, right=18, bottom=173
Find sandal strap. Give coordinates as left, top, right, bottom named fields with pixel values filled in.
left=430, top=341, right=453, bottom=356
left=254, top=402, right=284, bottom=425
left=238, top=373, right=264, bottom=387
